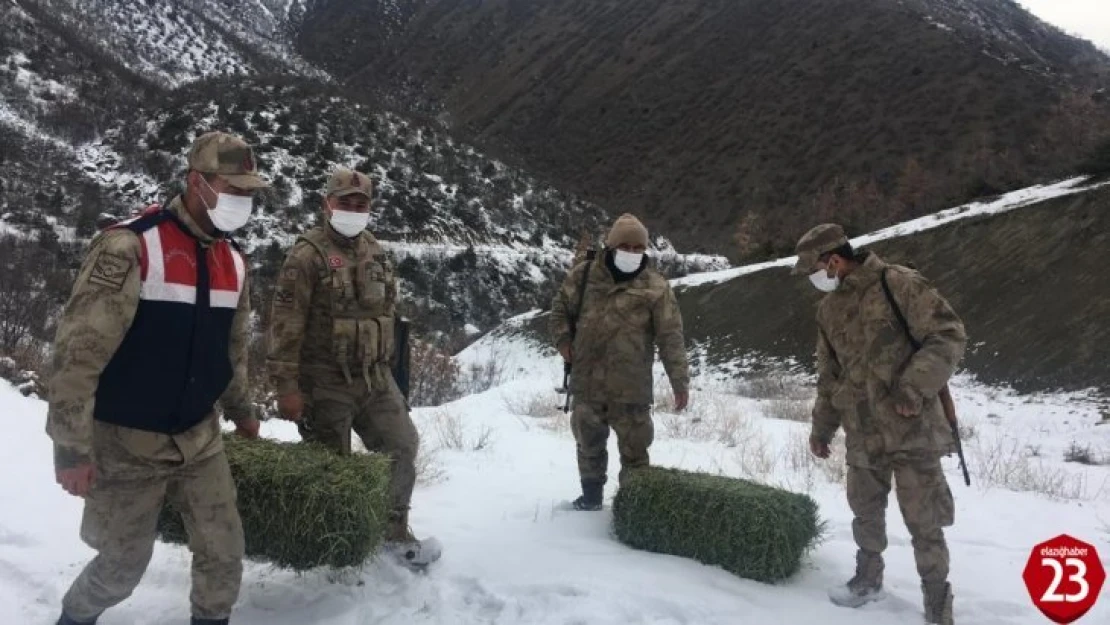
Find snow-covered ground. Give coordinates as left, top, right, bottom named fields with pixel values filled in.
left=2, top=326, right=1108, bottom=624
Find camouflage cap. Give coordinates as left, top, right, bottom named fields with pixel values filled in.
left=326, top=167, right=373, bottom=198
left=187, top=131, right=269, bottom=190
left=791, top=223, right=849, bottom=275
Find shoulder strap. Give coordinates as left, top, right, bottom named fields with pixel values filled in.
left=880, top=267, right=921, bottom=351
left=297, top=229, right=333, bottom=281
left=569, top=250, right=596, bottom=336
left=119, top=207, right=170, bottom=235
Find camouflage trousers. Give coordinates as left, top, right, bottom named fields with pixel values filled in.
left=571, top=401, right=653, bottom=484
left=63, top=420, right=244, bottom=622
left=298, top=371, right=419, bottom=514
left=847, top=453, right=955, bottom=586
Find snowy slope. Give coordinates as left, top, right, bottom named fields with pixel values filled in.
left=672, top=176, right=1110, bottom=289
left=23, top=0, right=323, bottom=87
left=2, top=330, right=1109, bottom=624
left=904, top=0, right=1107, bottom=75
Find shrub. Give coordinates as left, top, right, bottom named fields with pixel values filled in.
left=158, top=435, right=392, bottom=571
left=408, top=340, right=462, bottom=407
left=1063, top=441, right=1105, bottom=466
left=612, top=466, right=824, bottom=583
left=764, top=399, right=811, bottom=423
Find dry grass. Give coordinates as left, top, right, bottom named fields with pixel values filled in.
left=780, top=431, right=848, bottom=491
left=430, top=410, right=494, bottom=452
left=503, top=390, right=571, bottom=435
left=460, top=346, right=508, bottom=395
left=764, top=399, right=811, bottom=423
left=969, top=434, right=1091, bottom=500
left=409, top=341, right=462, bottom=407
left=656, top=394, right=756, bottom=447
left=1063, top=440, right=1107, bottom=466
left=503, top=391, right=562, bottom=419
left=414, top=440, right=446, bottom=485
left=733, top=430, right=776, bottom=482
left=733, top=374, right=812, bottom=401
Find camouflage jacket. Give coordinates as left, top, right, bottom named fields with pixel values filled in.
left=811, top=252, right=967, bottom=466
left=45, top=197, right=252, bottom=470
left=266, top=224, right=398, bottom=394
left=549, top=253, right=689, bottom=406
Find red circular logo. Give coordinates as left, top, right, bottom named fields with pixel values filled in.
left=1022, top=534, right=1105, bottom=623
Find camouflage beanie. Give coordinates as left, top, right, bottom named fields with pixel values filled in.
left=606, top=213, right=649, bottom=248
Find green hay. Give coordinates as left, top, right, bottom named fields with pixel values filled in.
left=158, top=434, right=392, bottom=571
left=612, top=466, right=825, bottom=583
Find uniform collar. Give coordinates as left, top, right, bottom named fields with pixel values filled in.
left=168, top=196, right=216, bottom=246
left=840, top=251, right=885, bottom=292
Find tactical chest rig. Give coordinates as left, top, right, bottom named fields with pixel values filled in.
left=299, top=227, right=397, bottom=390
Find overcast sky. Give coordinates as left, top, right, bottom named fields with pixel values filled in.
left=1018, top=0, right=1110, bottom=51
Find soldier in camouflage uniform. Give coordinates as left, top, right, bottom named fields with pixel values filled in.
left=550, top=213, right=690, bottom=511
left=47, top=131, right=266, bottom=625
left=793, top=224, right=966, bottom=625
left=266, top=167, right=432, bottom=564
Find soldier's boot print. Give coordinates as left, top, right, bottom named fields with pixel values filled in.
left=572, top=478, right=605, bottom=511
left=923, top=581, right=954, bottom=625
left=829, top=549, right=887, bottom=608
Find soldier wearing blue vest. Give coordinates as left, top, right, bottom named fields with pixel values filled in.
left=46, top=131, right=267, bottom=625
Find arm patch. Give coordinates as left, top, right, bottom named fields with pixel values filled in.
left=274, top=285, right=295, bottom=308
left=88, top=251, right=133, bottom=291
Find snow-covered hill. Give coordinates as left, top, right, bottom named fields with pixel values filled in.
left=2, top=328, right=1108, bottom=624
left=905, top=0, right=1108, bottom=77
left=27, top=0, right=321, bottom=86
left=0, top=0, right=726, bottom=342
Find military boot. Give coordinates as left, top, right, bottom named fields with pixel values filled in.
left=828, top=549, right=886, bottom=608
left=923, top=581, right=954, bottom=625
left=384, top=508, right=442, bottom=570
left=385, top=508, right=418, bottom=543
left=191, top=619, right=229, bottom=625
left=571, top=478, right=604, bottom=511
left=56, top=613, right=97, bottom=625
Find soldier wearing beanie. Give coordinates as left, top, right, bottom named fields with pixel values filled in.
left=549, top=213, right=691, bottom=511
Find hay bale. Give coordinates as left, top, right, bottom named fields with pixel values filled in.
left=158, top=434, right=392, bottom=571
left=612, top=466, right=824, bottom=583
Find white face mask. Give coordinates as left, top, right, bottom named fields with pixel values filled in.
left=809, top=268, right=840, bottom=292
left=201, top=178, right=253, bottom=232
left=613, top=249, right=644, bottom=273
left=329, top=208, right=370, bottom=238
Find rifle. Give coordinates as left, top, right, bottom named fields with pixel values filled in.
left=560, top=249, right=596, bottom=413
left=879, top=268, right=971, bottom=486
left=392, top=316, right=412, bottom=403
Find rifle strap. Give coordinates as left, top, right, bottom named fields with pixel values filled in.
left=880, top=267, right=921, bottom=351
left=569, top=250, right=596, bottom=335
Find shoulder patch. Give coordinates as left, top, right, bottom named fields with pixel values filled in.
left=274, top=285, right=295, bottom=308
left=88, top=250, right=133, bottom=291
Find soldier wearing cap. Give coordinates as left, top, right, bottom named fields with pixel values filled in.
left=47, top=131, right=267, bottom=625
left=266, top=167, right=434, bottom=566
left=792, top=224, right=966, bottom=625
